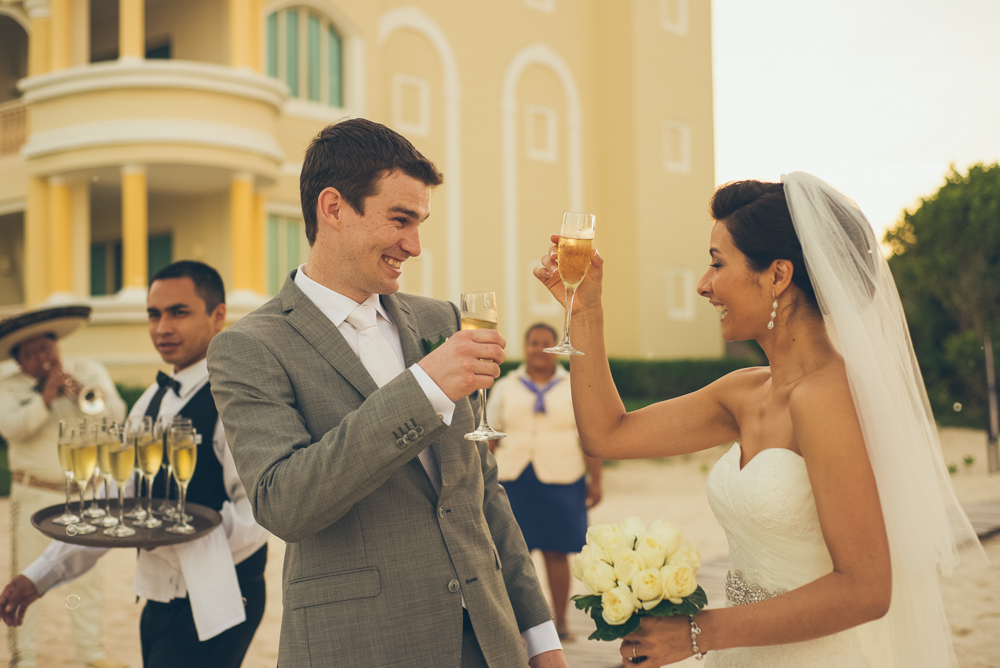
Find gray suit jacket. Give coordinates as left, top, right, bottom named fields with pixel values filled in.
left=207, top=274, right=551, bottom=667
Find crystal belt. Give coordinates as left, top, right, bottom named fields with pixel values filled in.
left=725, top=570, right=788, bottom=606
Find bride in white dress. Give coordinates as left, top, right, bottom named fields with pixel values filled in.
left=534, top=172, right=987, bottom=667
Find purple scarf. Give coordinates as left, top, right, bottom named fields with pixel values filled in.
left=519, top=375, right=563, bottom=414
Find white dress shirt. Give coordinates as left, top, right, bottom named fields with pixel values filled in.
left=23, top=358, right=271, bottom=641
left=293, top=266, right=561, bottom=659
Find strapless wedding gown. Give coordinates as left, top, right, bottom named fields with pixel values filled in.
left=704, top=443, right=869, bottom=667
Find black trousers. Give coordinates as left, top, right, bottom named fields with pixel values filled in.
left=139, top=545, right=268, bottom=668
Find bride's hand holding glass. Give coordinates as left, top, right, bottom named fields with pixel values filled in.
left=533, top=233, right=604, bottom=313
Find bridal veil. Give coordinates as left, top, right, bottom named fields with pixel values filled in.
left=781, top=172, right=989, bottom=668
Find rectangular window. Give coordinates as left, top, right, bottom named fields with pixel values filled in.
left=524, top=104, right=558, bottom=162
left=147, top=235, right=172, bottom=284
left=667, top=268, right=695, bottom=321
left=285, top=221, right=301, bottom=275
left=392, top=74, right=431, bottom=137
left=267, top=215, right=308, bottom=295
left=90, top=244, right=107, bottom=296
left=306, top=14, right=321, bottom=102
left=266, top=12, right=279, bottom=78
left=327, top=25, right=343, bottom=108
left=285, top=9, right=300, bottom=97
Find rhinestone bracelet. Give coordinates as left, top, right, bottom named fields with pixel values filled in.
left=688, top=615, right=706, bottom=660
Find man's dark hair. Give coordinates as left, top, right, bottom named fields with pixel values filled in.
left=300, top=118, right=444, bottom=245
left=150, top=261, right=226, bottom=313
left=525, top=322, right=558, bottom=343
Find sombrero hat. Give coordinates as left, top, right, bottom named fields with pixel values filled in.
left=0, top=305, right=92, bottom=362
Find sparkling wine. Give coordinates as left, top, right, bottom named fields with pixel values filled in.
left=170, top=443, right=197, bottom=483
left=108, top=445, right=135, bottom=486
left=58, top=442, right=74, bottom=473
left=137, top=440, right=164, bottom=477
left=460, top=316, right=498, bottom=331
left=71, top=444, right=98, bottom=483
left=557, top=235, right=594, bottom=288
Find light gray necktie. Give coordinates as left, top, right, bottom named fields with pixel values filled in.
left=345, top=303, right=441, bottom=492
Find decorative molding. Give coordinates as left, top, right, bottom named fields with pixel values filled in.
left=23, top=119, right=285, bottom=163
left=667, top=268, right=695, bottom=321
left=663, top=119, right=691, bottom=174
left=379, top=6, right=462, bottom=303
left=524, top=104, right=557, bottom=163
left=0, top=198, right=26, bottom=217
left=524, top=0, right=556, bottom=13
left=392, top=74, right=431, bottom=137
left=660, top=0, right=688, bottom=36
left=501, top=42, right=583, bottom=357
left=266, top=201, right=303, bottom=218
left=0, top=5, right=32, bottom=30
left=23, top=0, right=49, bottom=20
left=283, top=98, right=350, bottom=123
left=19, top=60, right=289, bottom=109
left=262, top=0, right=367, bottom=117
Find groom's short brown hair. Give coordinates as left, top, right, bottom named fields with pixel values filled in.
left=300, top=118, right=443, bottom=245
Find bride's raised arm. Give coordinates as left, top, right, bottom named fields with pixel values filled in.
left=533, top=234, right=745, bottom=460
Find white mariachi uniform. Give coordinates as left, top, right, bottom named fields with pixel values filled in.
left=0, top=358, right=125, bottom=668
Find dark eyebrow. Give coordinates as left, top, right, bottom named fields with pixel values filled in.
left=388, top=205, right=427, bottom=222
left=147, top=303, right=191, bottom=315
left=709, top=248, right=721, bottom=256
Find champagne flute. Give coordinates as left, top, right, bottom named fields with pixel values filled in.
left=94, top=421, right=119, bottom=528
left=544, top=211, right=596, bottom=356
left=460, top=291, right=506, bottom=442
left=53, top=420, right=81, bottom=525
left=166, top=425, right=198, bottom=534
left=104, top=425, right=137, bottom=537
left=68, top=427, right=98, bottom=535
left=81, top=420, right=106, bottom=521
left=159, top=416, right=191, bottom=518
left=123, top=416, right=151, bottom=521
left=135, top=418, right=164, bottom=529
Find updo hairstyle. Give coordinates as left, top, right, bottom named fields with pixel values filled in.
left=710, top=180, right=818, bottom=308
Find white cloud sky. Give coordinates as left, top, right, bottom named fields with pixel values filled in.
left=712, top=0, right=1000, bottom=240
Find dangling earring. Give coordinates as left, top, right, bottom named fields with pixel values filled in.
left=767, top=294, right=777, bottom=330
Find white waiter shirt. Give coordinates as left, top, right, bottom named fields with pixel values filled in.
left=292, top=266, right=562, bottom=659
left=23, top=358, right=271, bottom=641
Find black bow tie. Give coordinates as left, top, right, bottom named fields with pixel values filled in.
left=156, top=371, right=181, bottom=396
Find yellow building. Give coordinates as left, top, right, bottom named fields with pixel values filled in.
left=0, top=0, right=721, bottom=384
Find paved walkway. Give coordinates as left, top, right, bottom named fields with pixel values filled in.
left=965, top=499, right=1000, bottom=539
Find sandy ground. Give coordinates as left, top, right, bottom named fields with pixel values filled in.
left=2, top=427, right=998, bottom=667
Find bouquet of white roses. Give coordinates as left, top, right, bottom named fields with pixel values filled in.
left=571, top=516, right=707, bottom=641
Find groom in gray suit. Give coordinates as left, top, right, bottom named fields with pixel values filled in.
left=208, top=119, right=567, bottom=668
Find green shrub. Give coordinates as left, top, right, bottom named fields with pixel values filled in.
left=115, top=383, right=148, bottom=415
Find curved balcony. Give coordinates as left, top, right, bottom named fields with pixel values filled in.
left=18, top=59, right=289, bottom=184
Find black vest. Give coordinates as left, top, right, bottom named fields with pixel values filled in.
left=145, top=382, right=228, bottom=512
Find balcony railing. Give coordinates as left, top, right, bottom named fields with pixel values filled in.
left=0, top=99, right=26, bottom=156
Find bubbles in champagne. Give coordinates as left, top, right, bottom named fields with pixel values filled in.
left=65, top=594, right=81, bottom=610
left=65, top=524, right=79, bottom=536
left=953, top=402, right=963, bottom=412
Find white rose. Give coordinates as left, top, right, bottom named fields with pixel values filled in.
left=660, top=564, right=697, bottom=604
left=582, top=559, right=618, bottom=595
left=612, top=549, right=645, bottom=586
left=648, top=520, right=683, bottom=556
left=635, top=532, right=668, bottom=570
left=587, top=524, right=619, bottom=548
left=601, top=585, right=641, bottom=625
left=620, top=516, right=647, bottom=542
left=630, top=568, right=665, bottom=610
left=665, top=538, right=701, bottom=574
left=572, top=546, right=588, bottom=581
left=604, top=532, right=633, bottom=563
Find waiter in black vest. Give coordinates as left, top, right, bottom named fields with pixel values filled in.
left=0, top=261, right=270, bottom=668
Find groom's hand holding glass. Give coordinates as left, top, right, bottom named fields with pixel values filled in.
left=416, top=328, right=506, bottom=401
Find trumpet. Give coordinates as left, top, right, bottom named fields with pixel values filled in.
left=77, top=385, right=105, bottom=416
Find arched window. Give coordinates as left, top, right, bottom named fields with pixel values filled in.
left=266, top=7, right=343, bottom=107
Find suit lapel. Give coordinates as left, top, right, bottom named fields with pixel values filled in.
left=280, top=274, right=378, bottom=398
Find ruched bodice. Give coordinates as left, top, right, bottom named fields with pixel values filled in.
left=703, top=443, right=868, bottom=667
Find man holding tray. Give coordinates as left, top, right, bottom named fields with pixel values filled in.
left=0, top=261, right=270, bottom=668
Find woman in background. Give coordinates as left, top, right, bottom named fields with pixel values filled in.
left=488, top=323, right=603, bottom=641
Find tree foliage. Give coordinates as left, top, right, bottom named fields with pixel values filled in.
left=885, top=163, right=1000, bottom=428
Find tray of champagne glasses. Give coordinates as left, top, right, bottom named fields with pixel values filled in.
left=32, top=499, right=222, bottom=549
